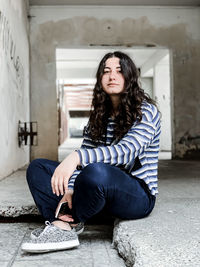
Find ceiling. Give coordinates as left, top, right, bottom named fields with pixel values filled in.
left=29, top=0, right=200, bottom=6
left=56, top=48, right=169, bottom=80
left=56, top=48, right=157, bottom=69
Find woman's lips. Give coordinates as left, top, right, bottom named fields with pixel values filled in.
left=108, top=83, right=118, bottom=86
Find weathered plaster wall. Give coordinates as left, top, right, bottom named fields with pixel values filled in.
left=0, top=0, right=30, bottom=178
left=30, top=6, right=200, bottom=160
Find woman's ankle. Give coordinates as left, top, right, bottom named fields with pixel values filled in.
left=70, top=223, right=78, bottom=227
left=52, top=220, right=72, bottom=231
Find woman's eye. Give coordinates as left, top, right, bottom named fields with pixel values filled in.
left=103, top=70, right=109, bottom=74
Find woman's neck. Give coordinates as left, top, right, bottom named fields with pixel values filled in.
left=110, top=95, right=120, bottom=118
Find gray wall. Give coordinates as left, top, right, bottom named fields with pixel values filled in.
left=0, top=0, right=30, bottom=179
left=30, top=6, right=200, bottom=160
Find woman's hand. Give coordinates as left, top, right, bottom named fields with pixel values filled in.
left=55, top=190, right=74, bottom=223
left=51, top=151, right=80, bottom=196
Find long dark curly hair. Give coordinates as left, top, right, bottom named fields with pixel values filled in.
left=87, top=51, right=157, bottom=143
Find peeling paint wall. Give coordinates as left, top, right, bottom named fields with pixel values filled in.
left=30, top=6, right=200, bottom=160
left=0, top=0, right=30, bottom=178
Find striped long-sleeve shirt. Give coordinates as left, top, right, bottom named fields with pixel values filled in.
left=68, top=102, right=161, bottom=196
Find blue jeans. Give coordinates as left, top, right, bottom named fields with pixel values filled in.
left=26, top=159, right=156, bottom=223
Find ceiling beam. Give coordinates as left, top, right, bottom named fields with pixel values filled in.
left=29, top=0, right=200, bottom=6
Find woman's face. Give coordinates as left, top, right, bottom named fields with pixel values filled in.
left=101, top=57, right=125, bottom=96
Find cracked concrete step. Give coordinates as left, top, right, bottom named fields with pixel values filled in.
left=113, top=160, right=200, bottom=267
left=0, top=169, right=38, bottom=217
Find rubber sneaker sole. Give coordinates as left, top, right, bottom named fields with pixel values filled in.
left=21, top=239, right=79, bottom=253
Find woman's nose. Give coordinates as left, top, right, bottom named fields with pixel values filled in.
left=109, top=71, right=116, bottom=80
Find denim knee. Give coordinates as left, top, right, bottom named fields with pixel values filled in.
left=26, top=158, right=44, bottom=183
left=75, top=163, right=111, bottom=189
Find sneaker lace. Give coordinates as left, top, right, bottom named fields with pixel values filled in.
left=39, top=220, right=53, bottom=235
left=45, top=220, right=51, bottom=226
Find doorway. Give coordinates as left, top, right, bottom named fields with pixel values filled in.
left=56, top=47, right=172, bottom=161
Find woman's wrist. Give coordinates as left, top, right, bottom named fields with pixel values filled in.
left=73, top=151, right=81, bottom=166
left=62, top=151, right=80, bottom=169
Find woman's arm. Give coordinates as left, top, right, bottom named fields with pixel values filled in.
left=51, top=151, right=80, bottom=196
left=77, top=104, right=160, bottom=169
left=51, top=124, right=98, bottom=196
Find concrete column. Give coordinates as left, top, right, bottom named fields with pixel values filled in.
left=154, top=55, right=172, bottom=157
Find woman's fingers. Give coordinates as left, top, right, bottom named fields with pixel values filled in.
left=54, top=175, right=59, bottom=196
left=59, top=214, right=74, bottom=222
left=51, top=174, right=56, bottom=194
left=58, top=176, right=65, bottom=196
left=55, top=180, right=59, bottom=196
left=51, top=173, right=68, bottom=196
left=50, top=152, right=80, bottom=196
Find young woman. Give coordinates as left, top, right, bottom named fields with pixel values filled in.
left=22, top=51, right=161, bottom=253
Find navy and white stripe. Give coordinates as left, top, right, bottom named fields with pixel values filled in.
left=68, top=102, right=161, bottom=196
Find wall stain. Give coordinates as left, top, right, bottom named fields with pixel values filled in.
left=177, top=131, right=200, bottom=159
left=0, top=10, right=24, bottom=91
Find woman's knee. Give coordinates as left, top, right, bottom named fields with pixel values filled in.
left=27, top=158, right=42, bottom=171
left=26, top=158, right=45, bottom=183
left=75, top=163, right=111, bottom=188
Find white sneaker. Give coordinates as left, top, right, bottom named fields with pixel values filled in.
left=22, top=221, right=79, bottom=253
left=30, top=221, right=84, bottom=240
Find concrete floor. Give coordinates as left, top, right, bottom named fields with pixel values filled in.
left=0, top=160, right=200, bottom=266
left=0, top=223, right=125, bottom=267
